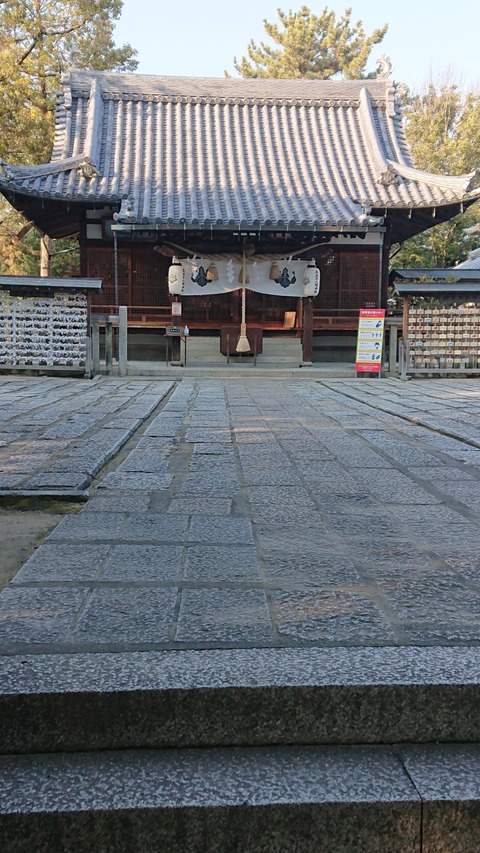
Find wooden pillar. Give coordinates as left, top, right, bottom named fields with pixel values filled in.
left=297, top=297, right=303, bottom=331
left=302, top=297, right=313, bottom=363
left=79, top=241, right=88, bottom=278
left=380, top=221, right=392, bottom=308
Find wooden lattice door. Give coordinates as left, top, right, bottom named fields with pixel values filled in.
left=87, top=247, right=129, bottom=308
left=131, top=249, right=169, bottom=307
left=338, top=250, right=380, bottom=309
left=86, top=246, right=170, bottom=310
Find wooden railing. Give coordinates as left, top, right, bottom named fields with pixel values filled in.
left=91, top=305, right=294, bottom=329
left=313, top=309, right=402, bottom=330
left=91, top=305, right=401, bottom=331
left=313, top=309, right=361, bottom=330
left=92, top=306, right=172, bottom=326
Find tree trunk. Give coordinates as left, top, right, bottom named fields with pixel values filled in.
left=40, top=234, right=51, bottom=277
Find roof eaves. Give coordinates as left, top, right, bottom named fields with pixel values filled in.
left=112, top=220, right=386, bottom=234
left=356, top=86, right=479, bottom=201
left=0, top=154, right=99, bottom=191
left=385, top=161, right=478, bottom=195
left=0, top=275, right=102, bottom=290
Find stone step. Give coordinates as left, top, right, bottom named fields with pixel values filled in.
left=2, top=646, right=480, bottom=755
left=186, top=344, right=225, bottom=352
left=0, top=744, right=419, bottom=852
left=257, top=356, right=302, bottom=365
left=183, top=337, right=244, bottom=367
left=263, top=337, right=302, bottom=347
left=262, top=344, right=302, bottom=351
left=125, top=364, right=357, bottom=377
left=2, top=743, right=479, bottom=852
left=187, top=357, right=228, bottom=365
left=259, top=339, right=303, bottom=365
left=124, top=333, right=326, bottom=373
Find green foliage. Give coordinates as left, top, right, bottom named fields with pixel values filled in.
left=402, top=79, right=480, bottom=176
left=392, top=211, right=480, bottom=270
left=392, top=74, right=480, bottom=269
left=228, top=5, right=387, bottom=79
left=0, top=0, right=137, bottom=163
left=0, top=0, right=137, bottom=273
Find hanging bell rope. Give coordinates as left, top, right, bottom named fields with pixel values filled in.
left=236, top=252, right=250, bottom=353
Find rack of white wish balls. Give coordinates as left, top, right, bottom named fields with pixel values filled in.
left=0, top=291, right=88, bottom=366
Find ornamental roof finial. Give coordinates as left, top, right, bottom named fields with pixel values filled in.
left=60, top=42, right=79, bottom=72
left=376, top=55, right=394, bottom=80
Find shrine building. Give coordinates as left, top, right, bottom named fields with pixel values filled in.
left=1, top=65, right=479, bottom=363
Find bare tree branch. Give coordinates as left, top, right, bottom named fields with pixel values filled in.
left=16, top=221, right=35, bottom=240
left=18, top=33, right=45, bottom=65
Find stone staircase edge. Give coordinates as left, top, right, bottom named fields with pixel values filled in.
left=2, top=645, right=480, bottom=753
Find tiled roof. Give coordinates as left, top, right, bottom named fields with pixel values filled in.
left=1, top=70, right=478, bottom=231
left=454, top=248, right=480, bottom=270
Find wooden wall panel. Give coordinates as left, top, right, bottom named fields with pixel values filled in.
left=338, top=250, right=380, bottom=309
left=84, top=243, right=382, bottom=320
left=86, top=246, right=170, bottom=308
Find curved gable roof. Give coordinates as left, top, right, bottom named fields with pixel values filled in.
left=1, top=70, right=478, bottom=234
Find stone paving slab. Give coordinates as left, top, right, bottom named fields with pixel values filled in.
left=2, top=378, right=480, bottom=653
left=0, top=377, right=174, bottom=496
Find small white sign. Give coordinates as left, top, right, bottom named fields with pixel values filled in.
left=171, top=302, right=182, bottom=316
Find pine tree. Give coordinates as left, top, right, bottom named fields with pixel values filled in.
left=228, top=5, right=387, bottom=80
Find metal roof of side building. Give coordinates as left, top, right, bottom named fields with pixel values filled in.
left=393, top=269, right=480, bottom=281
left=394, top=282, right=480, bottom=296
left=0, top=69, right=479, bottom=236
left=392, top=268, right=480, bottom=297
left=0, top=276, right=102, bottom=290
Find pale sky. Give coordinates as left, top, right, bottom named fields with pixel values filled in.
left=113, top=0, right=480, bottom=92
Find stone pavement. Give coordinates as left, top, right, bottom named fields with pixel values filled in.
left=0, top=376, right=174, bottom=497
left=2, top=375, right=480, bottom=654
